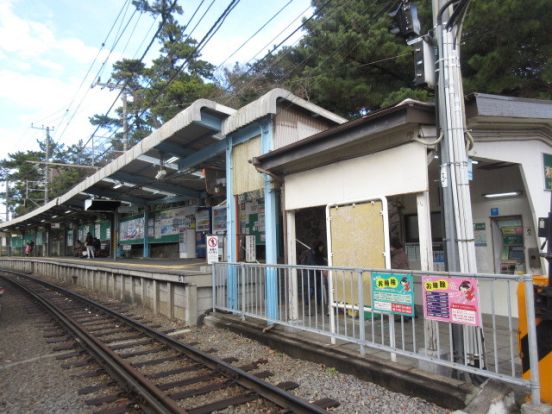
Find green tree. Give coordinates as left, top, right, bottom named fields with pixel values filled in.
left=461, top=0, right=552, bottom=99
left=91, top=0, right=221, bottom=151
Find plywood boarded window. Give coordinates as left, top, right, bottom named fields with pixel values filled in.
left=232, top=136, right=263, bottom=195
left=329, top=200, right=387, bottom=307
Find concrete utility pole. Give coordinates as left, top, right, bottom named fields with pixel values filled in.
left=433, top=0, right=483, bottom=370
left=4, top=177, right=8, bottom=222
left=92, top=79, right=130, bottom=152
left=31, top=124, right=54, bottom=204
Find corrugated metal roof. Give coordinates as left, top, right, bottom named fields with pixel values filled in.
left=222, top=88, right=347, bottom=135
left=469, top=93, right=552, bottom=119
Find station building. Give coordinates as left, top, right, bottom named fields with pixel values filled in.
left=1, top=90, right=551, bottom=319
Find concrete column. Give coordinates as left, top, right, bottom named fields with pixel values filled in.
left=168, top=282, right=175, bottom=320
left=185, top=284, right=198, bottom=326
left=120, top=275, right=124, bottom=301
left=141, top=278, right=146, bottom=307
left=286, top=211, right=299, bottom=320
left=152, top=279, right=159, bottom=315
left=417, top=191, right=439, bottom=354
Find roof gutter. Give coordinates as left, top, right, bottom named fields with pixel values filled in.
left=250, top=157, right=283, bottom=185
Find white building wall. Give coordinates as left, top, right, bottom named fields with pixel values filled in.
left=285, top=142, right=428, bottom=211
left=471, top=139, right=552, bottom=272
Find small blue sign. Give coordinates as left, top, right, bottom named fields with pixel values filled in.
left=490, top=208, right=499, bottom=217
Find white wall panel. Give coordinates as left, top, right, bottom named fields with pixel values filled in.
left=285, top=142, right=428, bottom=210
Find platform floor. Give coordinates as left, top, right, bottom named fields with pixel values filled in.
left=7, top=256, right=209, bottom=273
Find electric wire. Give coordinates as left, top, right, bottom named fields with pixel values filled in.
left=56, top=5, right=140, bottom=142
left=51, top=0, right=133, bottom=138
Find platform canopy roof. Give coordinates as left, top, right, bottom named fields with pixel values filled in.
left=1, top=89, right=345, bottom=232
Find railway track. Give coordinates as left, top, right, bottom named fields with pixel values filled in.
left=0, top=269, right=339, bottom=414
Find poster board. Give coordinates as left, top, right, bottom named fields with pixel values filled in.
left=372, top=272, right=414, bottom=316
left=328, top=199, right=387, bottom=307
left=212, top=205, right=227, bottom=233
left=422, top=276, right=481, bottom=326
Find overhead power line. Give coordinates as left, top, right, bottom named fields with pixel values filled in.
left=53, top=0, right=134, bottom=140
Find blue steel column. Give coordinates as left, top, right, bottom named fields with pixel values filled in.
left=226, top=136, right=238, bottom=309
left=143, top=207, right=150, bottom=258
left=261, top=117, right=278, bottom=321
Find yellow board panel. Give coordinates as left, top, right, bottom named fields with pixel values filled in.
left=329, top=201, right=386, bottom=307
left=232, top=136, right=263, bottom=195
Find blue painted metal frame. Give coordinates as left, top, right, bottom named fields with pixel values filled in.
left=225, top=135, right=238, bottom=309
left=143, top=207, right=150, bottom=258
left=260, top=117, right=278, bottom=321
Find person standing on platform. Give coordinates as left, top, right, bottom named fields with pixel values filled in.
left=390, top=237, right=409, bottom=270
left=85, top=232, right=95, bottom=259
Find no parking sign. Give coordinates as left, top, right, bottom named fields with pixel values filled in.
left=207, top=235, right=219, bottom=264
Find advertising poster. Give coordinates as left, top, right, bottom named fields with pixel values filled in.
left=154, top=207, right=196, bottom=238
left=371, top=272, right=415, bottom=316
left=195, top=209, right=210, bottom=232
left=120, top=217, right=144, bottom=241
left=422, top=276, right=481, bottom=326
left=212, top=205, right=227, bottom=233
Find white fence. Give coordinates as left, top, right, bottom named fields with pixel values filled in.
left=212, top=262, right=541, bottom=404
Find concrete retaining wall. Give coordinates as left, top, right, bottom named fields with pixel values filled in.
left=0, top=258, right=212, bottom=326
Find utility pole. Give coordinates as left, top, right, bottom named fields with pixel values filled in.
left=433, top=0, right=483, bottom=371
left=31, top=124, right=54, bottom=205
left=92, top=79, right=130, bottom=152
left=4, top=177, right=8, bottom=222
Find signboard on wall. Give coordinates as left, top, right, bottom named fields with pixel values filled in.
left=195, top=209, right=210, bottom=232
left=372, top=272, right=414, bottom=316
left=544, top=153, right=552, bottom=190
left=212, top=205, right=227, bottom=233
left=245, top=235, right=256, bottom=262
left=67, top=230, right=73, bottom=247
left=207, top=235, right=219, bottom=264
left=154, top=206, right=196, bottom=239
left=422, top=276, right=481, bottom=327
left=120, top=217, right=145, bottom=241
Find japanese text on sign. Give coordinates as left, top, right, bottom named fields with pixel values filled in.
left=422, top=276, right=481, bottom=326
left=372, top=272, right=414, bottom=316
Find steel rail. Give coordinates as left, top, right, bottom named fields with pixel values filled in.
left=1, top=273, right=183, bottom=414
left=0, top=269, right=329, bottom=414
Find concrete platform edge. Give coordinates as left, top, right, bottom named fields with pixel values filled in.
left=205, top=313, right=478, bottom=410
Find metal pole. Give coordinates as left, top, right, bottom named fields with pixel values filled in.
left=122, top=91, right=129, bottom=152
left=5, top=177, right=8, bottom=222
left=44, top=127, right=50, bottom=204
left=524, top=274, right=541, bottom=405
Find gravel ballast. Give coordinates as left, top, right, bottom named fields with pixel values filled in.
left=0, top=279, right=94, bottom=413
left=1, top=272, right=450, bottom=413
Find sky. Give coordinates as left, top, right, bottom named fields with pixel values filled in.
left=0, top=0, right=312, bottom=163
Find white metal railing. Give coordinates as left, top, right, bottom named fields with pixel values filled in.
left=212, top=262, right=541, bottom=404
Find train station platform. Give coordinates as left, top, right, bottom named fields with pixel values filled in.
left=5, top=256, right=209, bottom=274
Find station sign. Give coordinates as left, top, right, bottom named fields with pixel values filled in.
left=207, top=235, right=219, bottom=264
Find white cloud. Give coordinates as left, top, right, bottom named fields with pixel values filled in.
left=0, top=0, right=99, bottom=65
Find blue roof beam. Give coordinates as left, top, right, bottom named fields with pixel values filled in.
left=177, top=139, right=226, bottom=172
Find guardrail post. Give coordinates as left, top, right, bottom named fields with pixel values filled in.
left=212, top=264, right=216, bottom=312
left=523, top=274, right=541, bottom=405
left=240, top=263, right=247, bottom=320
left=357, top=269, right=365, bottom=356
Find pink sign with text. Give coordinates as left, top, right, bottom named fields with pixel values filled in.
left=422, top=276, right=481, bottom=327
